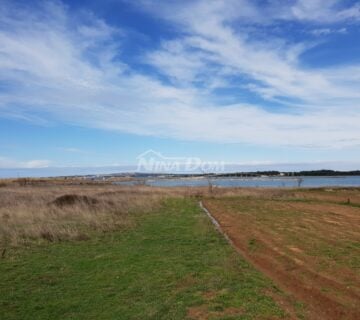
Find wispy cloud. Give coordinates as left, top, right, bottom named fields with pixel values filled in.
left=288, top=0, right=360, bottom=23
left=309, top=27, right=347, bottom=36
left=138, top=0, right=360, bottom=25
left=0, top=0, right=359, bottom=150
left=0, top=156, right=50, bottom=169
left=309, top=28, right=347, bottom=36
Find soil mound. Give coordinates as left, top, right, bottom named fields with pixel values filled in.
left=51, top=194, right=99, bottom=207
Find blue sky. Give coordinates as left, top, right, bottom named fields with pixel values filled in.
left=1, top=0, right=360, bottom=176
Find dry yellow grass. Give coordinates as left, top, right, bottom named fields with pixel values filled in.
left=0, top=179, right=233, bottom=247
left=2, top=181, right=358, bottom=248
left=0, top=183, right=197, bottom=247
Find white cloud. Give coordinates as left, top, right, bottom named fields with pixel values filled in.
left=0, top=0, right=359, bottom=151
left=138, top=0, right=360, bottom=25
left=255, top=0, right=360, bottom=24
left=24, top=160, right=51, bottom=169
left=0, top=157, right=51, bottom=169
left=141, top=1, right=360, bottom=102
left=309, top=27, right=347, bottom=36
left=290, top=0, right=360, bottom=23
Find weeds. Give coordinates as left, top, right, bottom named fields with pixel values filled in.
left=0, top=184, right=176, bottom=246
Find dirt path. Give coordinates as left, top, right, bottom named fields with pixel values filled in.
left=200, top=200, right=360, bottom=320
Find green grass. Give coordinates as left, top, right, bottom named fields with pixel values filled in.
left=0, top=198, right=286, bottom=319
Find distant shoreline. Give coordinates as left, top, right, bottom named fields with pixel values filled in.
left=1, top=169, right=360, bottom=180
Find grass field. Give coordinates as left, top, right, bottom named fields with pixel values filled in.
left=1, top=183, right=359, bottom=319
left=0, top=187, right=294, bottom=320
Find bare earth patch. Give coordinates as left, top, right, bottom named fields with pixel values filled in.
left=204, top=189, right=360, bottom=320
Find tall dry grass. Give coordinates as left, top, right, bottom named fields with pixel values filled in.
left=0, top=184, right=192, bottom=247
left=0, top=182, right=282, bottom=248
left=2, top=180, right=354, bottom=248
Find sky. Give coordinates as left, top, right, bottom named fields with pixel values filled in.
left=1, top=0, right=360, bottom=176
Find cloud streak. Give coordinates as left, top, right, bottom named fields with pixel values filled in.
left=0, top=0, right=359, bottom=150
left=0, top=156, right=50, bottom=169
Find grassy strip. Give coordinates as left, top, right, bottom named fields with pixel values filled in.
left=0, top=198, right=286, bottom=319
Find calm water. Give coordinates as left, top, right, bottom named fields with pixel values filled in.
left=115, top=176, right=360, bottom=188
